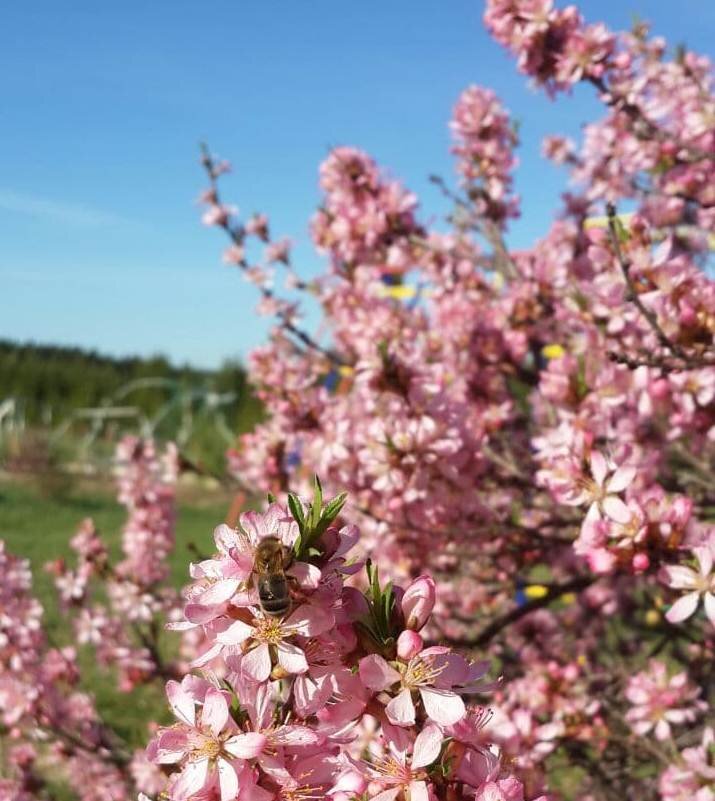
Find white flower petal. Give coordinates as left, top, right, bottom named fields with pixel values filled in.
left=276, top=641, right=308, bottom=675
left=241, top=643, right=272, bottom=682
left=385, top=688, right=416, bottom=727
left=607, top=465, right=636, bottom=493
left=590, top=452, right=608, bottom=487
left=704, top=592, right=715, bottom=625
left=419, top=687, right=465, bottom=726
left=602, top=495, right=631, bottom=524
left=412, top=723, right=443, bottom=769
left=218, top=759, right=239, bottom=801
left=666, top=592, right=700, bottom=624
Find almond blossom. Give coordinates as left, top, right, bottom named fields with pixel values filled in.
left=214, top=604, right=334, bottom=680
left=624, top=660, right=706, bottom=741
left=364, top=724, right=443, bottom=801
left=564, top=450, right=636, bottom=525
left=359, top=641, right=493, bottom=727
left=660, top=545, right=715, bottom=625
left=147, top=679, right=267, bottom=801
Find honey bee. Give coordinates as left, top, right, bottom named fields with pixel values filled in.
left=252, top=536, right=292, bottom=617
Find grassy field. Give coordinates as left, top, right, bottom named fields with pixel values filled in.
left=0, top=473, right=234, bottom=752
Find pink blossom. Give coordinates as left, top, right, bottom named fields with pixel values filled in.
left=660, top=545, right=715, bottom=625
left=147, top=680, right=266, bottom=801
left=625, top=660, right=706, bottom=741
left=359, top=648, right=492, bottom=727
left=401, top=575, right=436, bottom=631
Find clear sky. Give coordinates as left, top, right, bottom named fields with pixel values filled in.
left=1, top=1, right=713, bottom=368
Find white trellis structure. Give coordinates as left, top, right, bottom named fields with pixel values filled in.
left=49, top=377, right=239, bottom=470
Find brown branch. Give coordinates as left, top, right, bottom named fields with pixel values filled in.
left=444, top=574, right=596, bottom=648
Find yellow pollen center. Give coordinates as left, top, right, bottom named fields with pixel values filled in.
left=254, top=617, right=285, bottom=645
left=403, top=657, right=445, bottom=689
left=193, top=737, right=222, bottom=760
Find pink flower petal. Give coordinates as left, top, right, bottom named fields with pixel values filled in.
left=704, top=592, right=715, bottom=625
left=218, top=758, right=239, bottom=801
left=412, top=723, right=443, bottom=769
left=214, top=523, right=240, bottom=552
left=197, top=579, right=240, bottom=606
left=386, top=688, right=416, bottom=726
left=607, top=465, right=636, bottom=493
left=153, top=729, right=189, bottom=764
left=241, top=643, right=272, bottom=682
left=190, top=641, right=223, bottom=668
left=166, top=680, right=195, bottom=726
left=602, top=495, right=632, bottom=524
left=370, top=790, right=401, bottom=801
left=184, top=603, right=222, bottom=625
left=174, top=757, right=209, bottom=801
left=666, top=591, right=700, bottom=623
left=224, top=732, right=268, bottom=759
left=286, top=604, right=334, bottom=636
left=276, top=641, right=309, bottom=675
left=358, top=655, right=401, bottom=691
left=654, top=719, right=671, bottom=741
left=288, top=562, right=322, bottom=589
left=590, top=452, right=608, bottom=487
left=660, top=565, right=699, bottom=590
left=217, top=619, right=255, bottom=646
left=409, top=780, right=429, bottom=801
left=420, top=687, right=465, bottom=726
left=201, top=687, right=229, bottom=737
left=293, top=673, right=333, bottom=717
left=239, top=511, right=266, bottom=545
left=695, top=546, right=713, bottom=577
left=271, top=725, right=320, bottom=746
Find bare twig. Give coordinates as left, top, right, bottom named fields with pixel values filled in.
left=200, top=144, right=347, bottom=367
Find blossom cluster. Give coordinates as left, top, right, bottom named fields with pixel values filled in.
left=196, top=1, right=714, bottom=796
left=0, top=541, right=135, bottom=801
left=144, top=490, right=547, bottom=801
left=47, top=436, right=181, bottom=692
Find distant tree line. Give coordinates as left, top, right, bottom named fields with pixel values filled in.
left=0, top=340, right=262, bottom=473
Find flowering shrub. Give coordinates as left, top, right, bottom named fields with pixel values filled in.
left=1, top=1, right=713, bottom=799
left=145, top=487, right=546, bottom=801
left=193, top=0, right=714, bottom=798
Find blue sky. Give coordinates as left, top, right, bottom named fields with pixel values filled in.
left=1, top=1, right=713, bottom=368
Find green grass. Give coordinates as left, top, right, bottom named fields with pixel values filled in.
left=0, top=475, right=232, bottom=751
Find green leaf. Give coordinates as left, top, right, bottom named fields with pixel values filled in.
left=311, top=475, right=323, bottom=529
left=312, top=493, right=348, bottom=541
left=382, top=581, right=394, bottom=631
left=267, top=492, right=277, bottom=504
left=287, top=493, right=306, bottom=533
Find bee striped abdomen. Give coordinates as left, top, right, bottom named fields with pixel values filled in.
left=257, top=574, right=291, bottom=617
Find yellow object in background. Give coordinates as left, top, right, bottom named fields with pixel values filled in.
left=524, top=584, right=549, bottom=599
left=645, top=609, right=661, bottom=626
left=377, top=284, right=418, bottom=299
left=542, top=344, right=565, bottom=360
left=583, top=212, right=634, bottom=230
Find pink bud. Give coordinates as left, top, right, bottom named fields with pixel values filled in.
left=397, top=630, right=424, bottom=660
left=632, top=553, right=650, bottom=573
left=330, top=770, right=367, bottom=796
left=401, top=575, right=436, bottom=631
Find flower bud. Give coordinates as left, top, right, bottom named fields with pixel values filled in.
left=397, top=630, right=424, bottom=660
left=632, top=553, right=649, bottom=573
left=401, top=575, right=435, bottom=631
